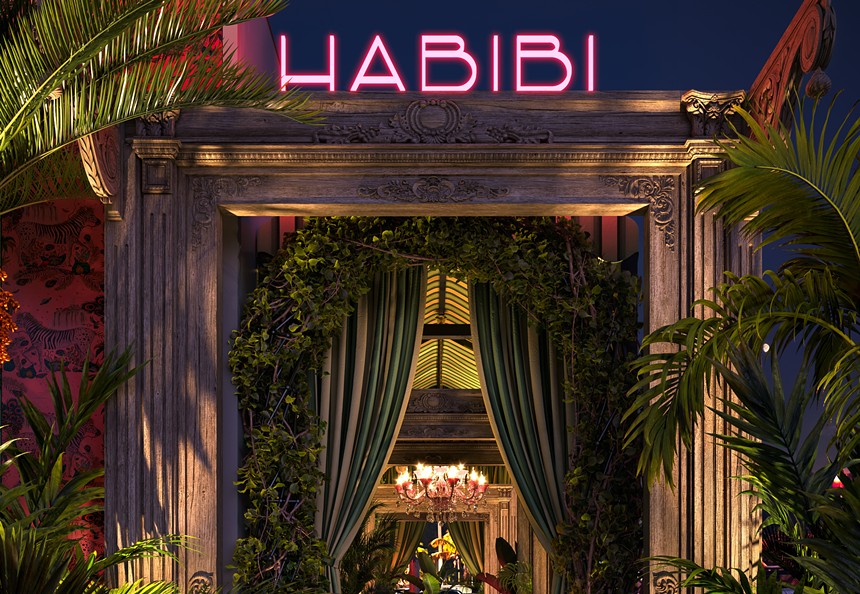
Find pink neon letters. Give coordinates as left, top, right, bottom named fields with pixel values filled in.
left=280, top=34, right=596, bottom=92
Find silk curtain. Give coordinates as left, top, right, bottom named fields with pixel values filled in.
left=313, top=267, right=426, bottom=593
left=390, top=521, right=424, bottom=573
left=469, top=283, right=572, bottom=594
left=448, top=521, right=485, bottom=577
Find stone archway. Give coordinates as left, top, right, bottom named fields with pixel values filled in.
left=103, top=91, right=759, bottom=593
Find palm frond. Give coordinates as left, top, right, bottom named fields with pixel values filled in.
left=697, top=100, right=860, bottom=300
left=0, top=0, right=318, bottom=213
left=624, top=268, right=857, bottom=486
left=647, top=557, right=774, bottom=594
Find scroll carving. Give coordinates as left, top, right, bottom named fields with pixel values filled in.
left=358, top=176, right=509, bottom=203
left=749, top=0, right=835, bottom=128
left=188, top=571, right=214, bottom=593
left=601, top=176, right=676, bottom=251
left=407, top=391, right=486, bottom=414
left=191, top=177, right=260, bottom=250
left=79, top=127, right=120, bottom=203
left=135, top=110, right=181, bottom=137
left=681, top=90, right=746, bottom=137
left=314, top=99, right=553, bottom=144
left=652, top=571, right=679, bottom=594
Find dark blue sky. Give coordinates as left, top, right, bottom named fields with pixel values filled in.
left=269, top=0, right=859, bottom=100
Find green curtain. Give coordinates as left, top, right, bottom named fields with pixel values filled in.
left=470, top=283, right=572, bottom=594
left=390, top=521, right=424, bottom=573
left=448, top=521, right=484, bottom=577
left=313, top=267, right=426, bottom=593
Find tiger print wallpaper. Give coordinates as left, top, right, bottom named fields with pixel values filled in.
left=1, top=198, right=106, bottom=555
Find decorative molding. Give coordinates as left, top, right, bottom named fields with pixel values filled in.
left=681, top=90, right=746, bottom=137
left=749, top=0, right=835, bottom=128
left=600, top=176, right=676, bottom=251
left=190, top=177, right=260, bottom=250
left=135, top=110, right=181, bottom=137
left=313, top=99, right=552, bottom=144
left=79, top=127, right=120, bottom=202
left=188, top=571, right=214, bottom=593
left=487, top=122, right=553, bottom=144
left=652, top=571, right=679, bottom=594
left=130, top=138, right=181, bottom=195
left=407, top=390, right=485, bottom=414
left=397, top=424, right=488, bottom=439
left=177, top=146, right=702, bottom=168
left=358, top=176, right=509, bottom=203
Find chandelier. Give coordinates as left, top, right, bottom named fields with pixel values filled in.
left=394, top=464, right=489, bottom=522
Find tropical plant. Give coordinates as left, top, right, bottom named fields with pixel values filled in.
left=0, top=351, right=186, bottom=593
left=339, top=505, right=402, bottom=594
left=624, top=98, right=860, bottom=592
left=624, top=99, right=860, bottom=487
left=0, top=0, right=317, bottom=363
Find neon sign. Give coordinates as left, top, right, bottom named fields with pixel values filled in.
left=280, top=34, right=597, bottom=93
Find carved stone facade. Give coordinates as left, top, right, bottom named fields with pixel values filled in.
left=600, top=175, right=677, bottom=251
left=358, top=176, right=509, bottom=203
left=314, top=98, right=554, bottom=144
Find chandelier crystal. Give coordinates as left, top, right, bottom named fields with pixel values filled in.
left=394, top=463, right=489, bottom=523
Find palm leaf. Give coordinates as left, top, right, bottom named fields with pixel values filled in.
left=697, top=100, right=860, bottom=300
left=0, top=0, right=318, bottom=213
left=624, top=269, right=858, bottom=486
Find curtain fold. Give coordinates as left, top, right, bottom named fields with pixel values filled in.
left=390, top=521, right=424, bottom=573
left=448, top=521, right=484, bottom=577
left=313, top=266, right=427, bottom=593
left=469, top=283, right=572, bottom=594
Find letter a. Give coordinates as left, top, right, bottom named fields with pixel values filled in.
left=350, top=35, right=406, bottom=92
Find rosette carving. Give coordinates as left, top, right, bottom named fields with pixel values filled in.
left=601, top=175, right=676, bottom=251
left=652, top=571, right=679, bottom=594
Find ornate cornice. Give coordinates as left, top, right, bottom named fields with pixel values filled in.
left=314, top=99, right=553, bottom=144
left=358, top=176, right=509, bottom=203
left=190, top=177, right=260, bottom=250
left=749, top=0, right=835, bottom=128
left=176, top=145, right=699, bottom=168
left=681, top=90, right=746, bottom=137
left=600, top=175, right=676, bottom=251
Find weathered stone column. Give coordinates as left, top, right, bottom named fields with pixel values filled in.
left=104, top=111, right=220, bottom=593
left=615, top=91, right=760, bottom=593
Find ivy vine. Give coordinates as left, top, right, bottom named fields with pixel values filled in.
left=229, top=217, right=642, bottom=593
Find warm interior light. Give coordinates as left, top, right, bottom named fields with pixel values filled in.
left=393, top=463, right=490, bottom=522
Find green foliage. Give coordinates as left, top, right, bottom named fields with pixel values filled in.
left=625, top=99, right=860, bottom=488
left=0, top=352, right=183, bottom=594
left=229, top=217, right=642, bottom=593
left=0, top=0, right=317, bottom=214
left=498, top=562, right=533, bottom=594
left=626, top=98, right=860, bottom=592
left=339, top=505, right=400, bottom=594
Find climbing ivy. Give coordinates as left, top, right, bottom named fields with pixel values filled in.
left=229, top=217, right=642, bottom=592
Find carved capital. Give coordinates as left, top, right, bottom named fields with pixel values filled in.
left=190, top=177, right=260, bottom=250
left=749, top=0, right=835, bottom=128
left=601, top=175, right=676, bottom=251
left=314, top=99, right=554, bottom=144
left=131, top=139, right=181, bottom=195
left=681, top=90, right=746, bottom=137
left=358, top=176, right=509, bottom=203
left=136, top=110, right=181, bottom=137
